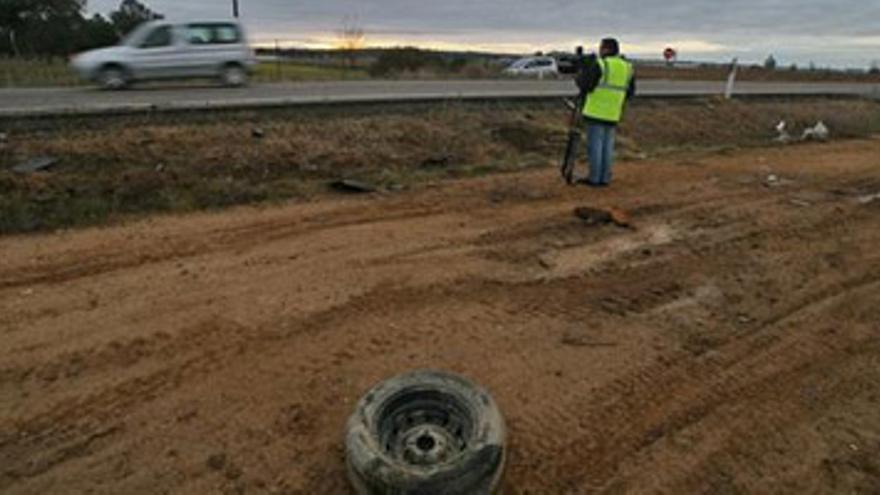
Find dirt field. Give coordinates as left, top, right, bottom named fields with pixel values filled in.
left=2, top=138, right=880, bottom=494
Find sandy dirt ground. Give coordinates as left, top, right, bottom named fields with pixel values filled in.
left=2, top=138, right=880, bottom=494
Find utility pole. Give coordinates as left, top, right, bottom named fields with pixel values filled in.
left=232, top=0, right=240, bottom=18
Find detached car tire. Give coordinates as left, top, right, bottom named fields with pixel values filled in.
left=346, top=370, right=507, bottom=495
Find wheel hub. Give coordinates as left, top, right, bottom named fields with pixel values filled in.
left=377, top=390, right=472, bottom=468
left=400, top=425, right=455, bottom=466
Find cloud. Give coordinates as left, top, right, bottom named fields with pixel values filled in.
left=87, top=0, right=880, bottom=66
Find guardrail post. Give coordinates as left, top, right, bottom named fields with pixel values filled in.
left=725, top=58, right=739, bottom=100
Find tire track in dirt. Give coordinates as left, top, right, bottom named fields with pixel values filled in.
left=0, top=203, right=450, bottom=291
left=0, top=165, right=771, bottom=293
left=487, top=184, right=880, bottom=492
left=507, top=274, right=880, bottom=493
left=0, top=279, right=477, bottom=490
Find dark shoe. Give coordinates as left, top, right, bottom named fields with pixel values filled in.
left=575, top=178, right=603, bottom=187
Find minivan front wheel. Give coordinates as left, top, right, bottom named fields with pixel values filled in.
left=97, top=65, right=128, bottom=90
left=220, top=64, right=248, bottom=87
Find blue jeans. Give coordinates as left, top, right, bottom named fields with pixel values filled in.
left=587, top=122, right=616, bottom=185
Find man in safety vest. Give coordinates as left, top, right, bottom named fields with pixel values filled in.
left=575, top=38, right=636, bottom=187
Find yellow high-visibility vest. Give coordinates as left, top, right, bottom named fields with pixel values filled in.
left=583, top=56, right=634, bottom=123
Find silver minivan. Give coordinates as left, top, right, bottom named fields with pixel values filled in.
left=71, top=20, right=257, bottom=89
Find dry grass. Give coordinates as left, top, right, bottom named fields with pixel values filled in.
left=5, top=56, right=879, bottom=88
left=620, top=98, right=880, bottom=151
left=0, top=58, right=368, bottom=88
left=0, top=58, right=81, bottom=87
left=636, top=64, right=880, bottom=83
left=1, top=98, right=879, bottom=234
left=252, top=61, right=369, bottom=82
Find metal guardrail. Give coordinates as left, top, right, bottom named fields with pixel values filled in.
left=1, top=81, right=878, bottom=120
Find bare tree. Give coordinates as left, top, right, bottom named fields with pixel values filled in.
left=337, top=15, right=365, bottom=69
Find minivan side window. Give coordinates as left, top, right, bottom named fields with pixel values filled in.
left=186, top=26, right=213, bottom=45
left=185, top=24, right=241, bottom=45
left=140, top=25, right=173, bottom=49
left=526, top=60, right=551, bottom=69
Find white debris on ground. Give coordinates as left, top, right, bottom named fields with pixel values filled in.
left=774, top=121, right=792, bottom=144
left=802, top=121, right=830, bottom=141
left=773, top=120, right=830, bottom=144
left=858, top=193, right=880, bottom=205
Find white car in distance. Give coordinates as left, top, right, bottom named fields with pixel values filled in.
left=503, top=56, right=559, bottom=78
left=70, top=20, right=257, bottom=90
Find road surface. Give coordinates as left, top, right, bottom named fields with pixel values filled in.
left=1, top=79, right=879, bottom=117
left=2, top=138, right=880, bottom=493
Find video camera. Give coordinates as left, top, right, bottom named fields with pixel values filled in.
left=556, top=46, right=595, bottom=75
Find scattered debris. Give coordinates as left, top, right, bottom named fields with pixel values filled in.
left=763, top=174, right=794, bottom=188
left=789, top=199, right=812, bottom=207
left=155, top=163, right=165, bottom=172
left=13, top=156, right=58, bottom=174
left=561, top=334, right=618, bottom=348
left=0, top=132, right=7, bottom=144
left=206, top=453, right=227, bottom=471
left=858, top=193, right=880, bottom=205
left=801, top=121, right=829, bottom=142
left=537, top=252, right=556, bottom=269
left=420, top=153, right=453, bottom=169
left=774, top=121, right=792, bottom=144
left=607, top=208, right=632, bottom=228
left=573, top=206, right=633, bottom=228
left=330, top=179, right=377, bottom=194
left=774, top=120, right=830, bottom=144
left=251, top=128, right=265, bottom=139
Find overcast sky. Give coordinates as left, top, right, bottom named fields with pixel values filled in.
left=88, top=0, right=880, bottom=68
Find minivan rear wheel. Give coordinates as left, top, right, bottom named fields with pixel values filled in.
left=220, top=64, right=248, bottom=87
left=98, top=65, right=128, bottom=90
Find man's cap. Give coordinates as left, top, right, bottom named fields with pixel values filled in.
left=601, top=38, right=620, bottom=55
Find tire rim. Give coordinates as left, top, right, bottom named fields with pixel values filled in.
left=102, top=70, right=124, bottom=89
left=376, top=389, right=473, bottom=468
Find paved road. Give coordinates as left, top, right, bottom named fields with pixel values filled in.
left=2, top=79, right=878, bottom=117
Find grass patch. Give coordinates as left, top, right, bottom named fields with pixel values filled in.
left=0, top=58, right=369, bottom=88
left=1, top=98, right=879, bottom=235
left=0, top=58, right=81, bottom=87
left=253, top=61, right=369, bottom=82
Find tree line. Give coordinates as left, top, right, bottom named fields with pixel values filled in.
left=0, top=0, right=163, bottom=59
